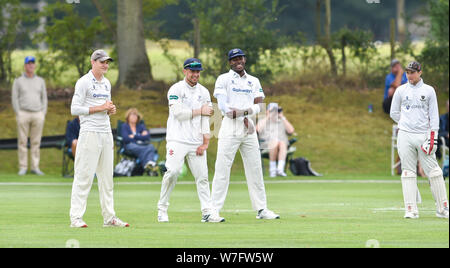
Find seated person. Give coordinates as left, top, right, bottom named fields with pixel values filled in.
left=437, top=100, right=449, bottom=160
left=383, top=59, right=407, bottom=114
left=256, top=103, right=295, bottom=177
left=65, top=117, right=80, bottom=158
left=121, top=108, right=157, bottom=170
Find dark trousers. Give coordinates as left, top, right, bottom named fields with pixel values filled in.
left=382, top=96, right=393, bottom=115
left=436, top=137, right=449, bottom=160
left=124, top=143, right=157, bottom=168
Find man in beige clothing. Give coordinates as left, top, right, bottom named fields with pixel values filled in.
left=11, top=56, right=47, bottom=176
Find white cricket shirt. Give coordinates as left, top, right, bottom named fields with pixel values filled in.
left=213, top=69, right=265, bottom=114
left=166, top=79, right=211, bottom=146
left=390, top=79, right=440, bottom=134
left=71, top=70, right=112, bottom=133
left=213, top=70, right=265, bottom=138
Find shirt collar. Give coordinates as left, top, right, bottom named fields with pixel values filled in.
left=408, top=78, right=423, bottom=89
left=184, top=79, right=198, bottom=90
left=88, top=69, right=104, bottom=83
left=229, top=69, right=247, bottom=78
left=22, top=72, right=36, bottom=78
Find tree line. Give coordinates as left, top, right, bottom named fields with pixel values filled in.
left=0, top=0, right=447, bottom=90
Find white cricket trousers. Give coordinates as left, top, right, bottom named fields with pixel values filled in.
left=70, top=131, right=115, bottom=223
left=212, top=130, right=267, bottom=212
left=397, top=130, right=448, bottom=213
left=158, top=141, right=212, bottom=214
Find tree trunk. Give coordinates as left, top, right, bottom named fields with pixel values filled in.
left=390, top=18, right=396, bottom=60
left=341, top=37, right=346, bottom=76
left=92, top=0, right=116, bottom=41
left=0, top=49, right=5, bottom=83
left=193, top=18, right=200, bottom=58
left=117, top=0, right=152, bottom=88
left=315, top=0, right=322, bottom=44
left=36, top=0, right=47, bottom=50
left=396, top=0, right=406, bottom=44
left=323, top=0, right=337, bottom=75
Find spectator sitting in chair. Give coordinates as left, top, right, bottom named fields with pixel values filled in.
left=121, top=108, right=157, bottom=170
left=65, top=116, right=80, bottom=158
left=437, top=100, right=449, bottom=160
left=256, top=103, right=295, bottom=177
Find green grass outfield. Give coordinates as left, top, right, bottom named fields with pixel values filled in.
left=0, top=174, right=448, bottom=248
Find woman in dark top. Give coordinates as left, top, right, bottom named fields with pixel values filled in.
left=121, top=108, right=157, bottom=169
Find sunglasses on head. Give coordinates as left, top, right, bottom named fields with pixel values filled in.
left=184, top=62, right=202, bottom=69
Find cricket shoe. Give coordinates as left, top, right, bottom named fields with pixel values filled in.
left=103, top=216, right=129, bottom=227
left=158, top=210, right=169, bottom=222
left=256, top=209, right=280, bottom=220
left=269, top=170, right=277, bottom=178
left=436, top=207, right=449, bottom=219
left=277, top=170, right=287, bottom=177
left=201, top=213, right=225, bottom=223
left=18, top=168, right=27, bottom=176
left=30, top=169, right=44, bottom=176
left=70, top=218, right=88, bottom=228
left=404, top=211, right=419, bottom=219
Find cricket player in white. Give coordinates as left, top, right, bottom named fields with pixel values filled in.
left=157, top=58, right=224, bottom=223
left=390, top=61, right=449, bottom=219
left=69, top=50, right=129, bottom=228
left=211, top=49, right=280, bottom=220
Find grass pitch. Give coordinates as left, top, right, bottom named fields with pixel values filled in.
left=0, top=174, right=448, bottom=248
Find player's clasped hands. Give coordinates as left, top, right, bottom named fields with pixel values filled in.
left=196, top=144, right=208, bottom=156
left=104, top=100, right=116, bottom=115
left=225, top=109, right=246, bottom=119
left=201, top=104, right=213, bottom=116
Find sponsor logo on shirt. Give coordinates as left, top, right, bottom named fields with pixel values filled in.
left=232, top=88, right=252, bottom=93
left=169, top=95, right=179, bottom=100
left=93, top=94, right=109, bottom=98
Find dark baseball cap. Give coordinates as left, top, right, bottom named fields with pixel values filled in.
left=228, top=48, right=246, bottom=60
left=24, top=56, right=35, bottom=64
left=183, top=58, right=203, bottom=71
left=405, top=61, right=421, bottom=72
left=91, top=49, right=113, bottom=62
left=390, top=59, right=400, bottom=67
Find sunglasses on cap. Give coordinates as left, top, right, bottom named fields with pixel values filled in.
left=184, top=62, right=202, bottom=69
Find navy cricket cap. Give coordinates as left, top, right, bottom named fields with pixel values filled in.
left=228, top=48, right=246, bottom=60
left=24, top=56, right=35, bottom=64
left=183, top=58, right=203, bottom=71
left=405, top=61, right=421, bottom=72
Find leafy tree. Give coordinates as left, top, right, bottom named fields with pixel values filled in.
left=0, top=0, right=32, bottom=83
left=418, top=0, right=449, bottom=89
left=333, top=28, right=377, bottom=76
left=92, top=0, right=177, bottom=89
left=186, top=0, right=284, bottom=80
left=35, top=2, right=110, bottom=78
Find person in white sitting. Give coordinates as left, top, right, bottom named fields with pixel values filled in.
left=256, top=103, right=295, bottom=177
